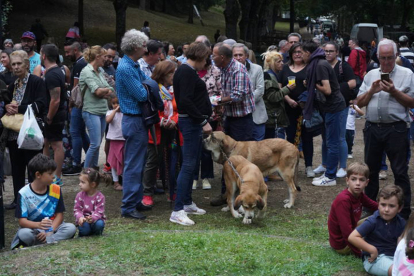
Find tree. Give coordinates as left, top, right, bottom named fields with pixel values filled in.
left=188, top=0, right=194, bottom=24
left=113, top=0, right=128, bottom=51
left=78, top=0, right=84, bottom=36
left=224, top=0, right=240, bottom=39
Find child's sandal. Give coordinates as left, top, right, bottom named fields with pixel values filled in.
left=113, top=183, right=123, bottom=191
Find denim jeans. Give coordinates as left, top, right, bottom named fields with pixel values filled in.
left=252, top=123, right=266, bottom=141
left=121, top=115, right=148, bottom=214
left=276, top=127, right=286, bottom=139
left=338, top=107, right=349, bottom=169
left=70, top=107, right=90, bottom=165
left=78, top=220, right=105, bottom=237
left=174, top=117, right=202, bottom=211
left=82, top=112, right=106, bottom=168
left=322, top=111, right=342, bottom=179
left=363, top=121, right=411, bottom=219
left=346, top=129, right=355, bottom=154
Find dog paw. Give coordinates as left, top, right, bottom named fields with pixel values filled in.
left=234, top=213, right=243, bottom=218
left=283, top=199, right=290, bottom=204
left=221, top=206, right=230, bottom=212
left=242, top=218, right=252, bottom=224
left=283, top=202, right=293, bottom=209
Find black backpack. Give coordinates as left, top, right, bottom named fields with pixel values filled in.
left=140, top=78, right=164, bottom=127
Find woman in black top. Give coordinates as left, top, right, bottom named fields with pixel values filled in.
left=4, top=50, right=47, bottom=209
left=0, top=48, right=17, bottom=86
left=170, top=42, right=212, bottom=226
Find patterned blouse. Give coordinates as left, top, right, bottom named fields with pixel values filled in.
left=199, top=65, right=223, bottom=122
left=8, top=74, right=30, bottom=141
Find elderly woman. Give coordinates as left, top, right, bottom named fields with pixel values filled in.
left=4, top=50, right=47, bottom=209
left=79, top=46, right=114, bottom=169
left=0, top=48, right=16, bottom=86
left=170, top=41, right=212, bottom=226
left=262, top=51, right=295, bottom=139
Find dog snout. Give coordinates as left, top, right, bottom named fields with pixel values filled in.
left=248, top=216, right=253, bottom=219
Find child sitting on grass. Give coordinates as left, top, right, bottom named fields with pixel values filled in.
left=74, top=168, right=110, bottom=237
left=328, top=162, right=378, bottom=257
left=349, top=185, right=406, bottom=276
left=393, top=214, right=414, bottom=275
left=11, top=154, right=76, bottom=249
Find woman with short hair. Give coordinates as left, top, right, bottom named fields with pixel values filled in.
left=0, top=48, right=16, bottom=86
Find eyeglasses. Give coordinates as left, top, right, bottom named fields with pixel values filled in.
left=324, top=50, right=336, bottom=54
left=378, top=56, right=396, bottom=61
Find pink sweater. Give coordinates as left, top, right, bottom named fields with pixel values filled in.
left=74, top=191, right=106, bottom=224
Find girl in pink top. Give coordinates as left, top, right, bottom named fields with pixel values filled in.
left=74, top=168, right=111, bottom=237
left=394, top=218, right=414, bottom=276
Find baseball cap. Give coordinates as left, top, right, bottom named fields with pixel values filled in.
left=21, top=31, right=36, bottom=40
left=399, top=35, right=409, bottom=42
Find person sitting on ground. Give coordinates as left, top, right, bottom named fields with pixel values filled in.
left=11, top=154, right=76, bottom=249
left=328, top=162, right=378, bottom=257
left=349, top=185, right=406, bottom=276
left=393, top=214, right=414, bottom=275
left=141, top=21, right=151, bottom=38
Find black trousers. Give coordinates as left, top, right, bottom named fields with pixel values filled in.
left=363, top=121, right=411, bottom=219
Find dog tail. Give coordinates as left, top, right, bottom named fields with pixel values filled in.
left=294, top=150, right=301, bottom=192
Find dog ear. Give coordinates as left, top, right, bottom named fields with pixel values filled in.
left=234, top=195, right=243, bottom=210
left=256, top=196, right=265, bottom=210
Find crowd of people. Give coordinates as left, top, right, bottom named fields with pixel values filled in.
left=2, top=24, right=414, bottom=275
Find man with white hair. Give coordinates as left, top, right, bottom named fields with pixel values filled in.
left=278, top=40, right=290, bottom=63
left=357, top=39, right=414, bottom=221
left=116, top=29, right=151, bottom=220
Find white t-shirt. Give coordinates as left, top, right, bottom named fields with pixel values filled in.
left=106, top=111, right=124, bottom=140
left=393, top=238, right=414, bottom=276
left=346, top=105, right=359, bottom=130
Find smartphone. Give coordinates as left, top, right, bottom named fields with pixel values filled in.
left=381, top=73, right=390, bottom=82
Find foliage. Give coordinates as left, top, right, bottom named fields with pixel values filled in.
left=2, top=0, right=13, bottom=36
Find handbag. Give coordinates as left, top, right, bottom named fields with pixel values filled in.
left=69, top=83, right=88, bottom=108
left=17, top=104, right=44, bottom=150
left=303, top=108, right=324, bottom=130
left=1, top=114, right=24, bottom=132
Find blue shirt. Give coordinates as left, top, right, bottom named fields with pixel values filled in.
left=29, top=52, right=41, bottom=73
left=356, top=210, right=406, bottom=257
left=116, top=55, right=149, bottom=115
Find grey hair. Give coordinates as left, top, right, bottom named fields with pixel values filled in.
left=278, top=40, right=288, bottom=48
left=232, top=43, right=249, bottom=55
left=195, top=35, right=211, bottom=48
left=288, top=33, right=302, bottom=42
left=377, top=39, right=397, bottom=56
left=121, top=29, right=148, bottom=55
left=10, top=50, right=30, bottom=70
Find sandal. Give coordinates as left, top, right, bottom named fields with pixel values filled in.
left=113, top=183, right=123, bottom=191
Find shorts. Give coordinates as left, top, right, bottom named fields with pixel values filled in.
left=44, top=122, right=65, bottom=141
left=363, top=254, right=393, bottom=276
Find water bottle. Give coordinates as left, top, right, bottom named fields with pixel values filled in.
left=44, top=217, right=55, bottom=243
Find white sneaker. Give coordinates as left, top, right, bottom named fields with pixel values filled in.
left=312, top=173, right=326, bottom=183
left=347, top=154, right=353, bottom=159
left=379, top=170, right=388, bottom=180
left=202, top=179, right=211, bottom=190
left=192, top=180, right=197, bottom=190
left=313, top=164, right=326, bottom=174
left=184, top=202, right=206, bottom=215
left=336, top=168, right=347, bottom=178
left=306, top=166, right=315, bottom=178
left=312, top=176, right=337, bottom=187
left=170, top=210, right=195, bottom=226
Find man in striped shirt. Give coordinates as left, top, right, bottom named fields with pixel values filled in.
left=399, top=35, right=414, bottom=65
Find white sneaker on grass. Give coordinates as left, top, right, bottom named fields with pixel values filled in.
left=306, top=166, right=315, bottom=178
left=184, top=202, right=206, bottom=215
left=170, top=210, right=195, bottom=226
left=202, top=179, right=211, bottom=190
left=313, top=164, right=326, bottom=174
left=336, top=168, right=347, bottom=178
left=312, top=176, right=337, bottom=187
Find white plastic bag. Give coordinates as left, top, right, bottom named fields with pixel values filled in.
left=17, top=104, right=44, bottom=150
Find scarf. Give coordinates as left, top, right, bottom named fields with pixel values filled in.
left=303, top=48, right=326, bottom=120
left=158, top=84, right=173, bottom=101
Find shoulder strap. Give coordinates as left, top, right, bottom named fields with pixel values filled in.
left=49, top=184, right=61, bottom=200
left=339, top=61, right=343, bottom=76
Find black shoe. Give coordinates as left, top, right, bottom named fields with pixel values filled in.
left=210, top=194, right=227, bottom=206
left=5, top=202, right=17, bottom=210
left=136, top=202, right=152, bottom=211
left=122, top=210, right=146, bottom=220
left=154, top=188, right=165, bottom=195
left=62, top=165, right=82, bottom=176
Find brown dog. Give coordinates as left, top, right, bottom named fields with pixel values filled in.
left=204, top=131, right=300, bottom=208
left=223, top=155, right=268, bottom=224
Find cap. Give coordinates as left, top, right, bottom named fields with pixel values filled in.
left=399, top=35, right=409, bottom=42
left=21, top=31, right=36, bottom=40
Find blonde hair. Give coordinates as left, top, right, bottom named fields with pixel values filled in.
left=83, top=45, right=106, bottom=63
left=262, top=51, right=283, bottom=70
left=10, top=50, right=30, bottom=71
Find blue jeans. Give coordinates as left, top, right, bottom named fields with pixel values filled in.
left=338, top=107, right=349, bottom=169
left=70, top=107, right=90, bottom=165
left=174, top=117, right=202, bottom=211
left=276, top=127, right=285, bottom=139
left=346, top=129, right=355, bottom=154
left=223, top=114, right=254, bottom=141
left=252, top=123, right=265, bottom=141
left=82, top=112, right=106, bottom=168
left=322, top=111, right=342, bottom=179
left=121, top=115, right=148, bottom=214
left=78, top=220, right=105, bottom=237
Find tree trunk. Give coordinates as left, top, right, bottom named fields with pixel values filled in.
left=188, top=0, right=194, bottom=24
left=246, top=0, right=263, bottom=47
left=400, top=0, right=412, bottom=30
left=113, top=0, right=128, bottom=52
left=238, top=0, right=252, bottom=41
left=149, top=0, right=155, bottom=11
left=139, top=0, right=146, bottom=10
left=78, top=0, right=84, bottom=36
left=224, top=0, right=240, bottom=39
left=162, top=0, right=167, bottom=13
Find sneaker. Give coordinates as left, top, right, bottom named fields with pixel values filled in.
left=103, top=163, right=111, bottom=174
left=202, top=179, right=211, bottom=190
left=192, top=180, right=197, bottom=190
left=347, top=154, right=353, bottom=159
left=62, top=165, right=82, bottom=176
left=306, top=166, right=315, bottom=178
left=379, top=170, right=387, bottom=180
left=53, top=176, right=64, bottom=186
left=312, top=176, right=337, bottom=187
left=170, top=210, right=195, bottom=226
left=313, top=164, right=326, bottom=174
left=336, top=168, right=347, bottom=178
left=184, top=202, right=206, bottom=215
left=312, top=173, right=325, bottom=183
left=142, top=195, right=154, bottom=207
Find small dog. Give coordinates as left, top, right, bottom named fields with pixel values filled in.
left=222, top=155, right=268, bottom=224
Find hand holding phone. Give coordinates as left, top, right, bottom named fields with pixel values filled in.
left=381, top=73, right=390, bottom=82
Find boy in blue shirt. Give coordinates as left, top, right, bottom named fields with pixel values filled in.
left=11, top=154, right=76, bottom=249
left=349, top=185, right=406, bottom=276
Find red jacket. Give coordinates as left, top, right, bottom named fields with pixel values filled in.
left=328, top=189, right=378, bottom=257
left=348, top=48, right=367, bottom=79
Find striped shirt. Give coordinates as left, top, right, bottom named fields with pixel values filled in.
left=137, top=58, right=155, bottom=77
left=116, top=55, right=149, bottom=115
left=221, top=59, right=255, bottom=117
left=358, top=65, right=414, bottom=123
left=400, top=47, right=414, bottom=65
